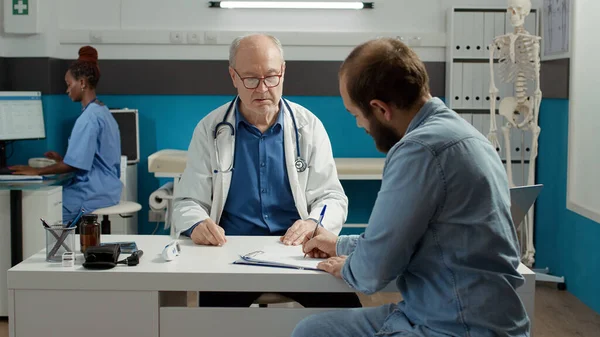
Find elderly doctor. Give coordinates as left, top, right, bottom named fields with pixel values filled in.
left=172, top=34, right=361, bottom=308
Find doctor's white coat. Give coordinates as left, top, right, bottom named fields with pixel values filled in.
left=172, top=98, right=348, bottom=236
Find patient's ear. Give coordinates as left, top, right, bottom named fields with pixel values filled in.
left=369, top=100, right=393, bottom=122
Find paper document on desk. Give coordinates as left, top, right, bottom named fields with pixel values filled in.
left=234, top=242, right=325, bottom=271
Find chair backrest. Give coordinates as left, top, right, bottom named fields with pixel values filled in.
left=509, top=184, right=543, bottom=225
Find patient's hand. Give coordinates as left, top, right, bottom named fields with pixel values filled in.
left=44, top=151, right=63, bottom=162
left=191, top=218, right=227, bottom=246
left=280, top=219, right=318, bottom=246
left=302, top=227, right=338, bottom=258
left=317, top=256, right=347, bottom=279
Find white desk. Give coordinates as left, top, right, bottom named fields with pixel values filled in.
left=8, top=235, right=535, bottom=337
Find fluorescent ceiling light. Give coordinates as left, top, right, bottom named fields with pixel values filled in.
left=209, top=2, right=374, bottom=9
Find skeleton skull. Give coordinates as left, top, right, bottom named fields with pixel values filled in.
left=507, top=0, right=532, bottom=28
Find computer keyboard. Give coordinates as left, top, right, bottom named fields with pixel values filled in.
left=0, top=167, right=15, bottom=175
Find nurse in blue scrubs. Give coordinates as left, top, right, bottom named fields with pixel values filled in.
left=11, top=46, right=122, bottom=222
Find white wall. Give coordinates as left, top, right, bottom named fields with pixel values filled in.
left=567, top=0, right=600, bottom=223
left=0, top=0, right=5, bottom=56
left=2, top=0, right=541, bottom=61
left=2, top=0, right=60, bottom=58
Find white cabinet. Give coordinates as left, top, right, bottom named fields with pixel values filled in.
left=0, top=186, right=62, bottom=317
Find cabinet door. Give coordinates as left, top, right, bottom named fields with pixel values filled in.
left=22, top=187, right=63, bottom=259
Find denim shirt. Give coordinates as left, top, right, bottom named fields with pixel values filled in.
left=337, top=98, right=529, bottom=336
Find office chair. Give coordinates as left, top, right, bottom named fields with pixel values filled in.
left=92, top=156, right=142, bottom=234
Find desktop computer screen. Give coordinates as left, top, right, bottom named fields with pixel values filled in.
left=0, top=91, right=45, bottom=141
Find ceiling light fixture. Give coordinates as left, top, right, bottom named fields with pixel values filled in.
left=208, top=2, right=374, bottom=10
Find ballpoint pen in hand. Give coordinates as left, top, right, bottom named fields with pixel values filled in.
left=304, top=205, right=327, bottom=258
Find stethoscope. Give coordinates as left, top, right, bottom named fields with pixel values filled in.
left=213, top=96, right=307, bottom=174
left=82, top=97, right=97, bottom=112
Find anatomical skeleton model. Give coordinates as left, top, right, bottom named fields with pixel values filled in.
left=487, top=0, right=541, bottom=267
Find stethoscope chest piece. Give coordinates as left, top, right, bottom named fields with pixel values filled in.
left=295, top=157, right=307, bottom=172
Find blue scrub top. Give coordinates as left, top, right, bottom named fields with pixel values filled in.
left=62, top=101, right=122, bottom=222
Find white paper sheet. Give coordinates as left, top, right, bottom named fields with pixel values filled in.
left=238, top=242, right=326, bottom=270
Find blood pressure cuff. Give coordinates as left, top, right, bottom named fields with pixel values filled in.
left=83, top=244, right=120, bottom=270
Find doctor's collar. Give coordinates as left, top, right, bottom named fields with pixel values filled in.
left=234, top=99, right=284, bottom=131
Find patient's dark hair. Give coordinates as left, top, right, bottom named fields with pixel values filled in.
left=339, top=38, right=429, bottom=115
left=68, top=46, right=100, bottom=89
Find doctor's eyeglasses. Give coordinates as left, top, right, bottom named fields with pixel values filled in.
left=233, top=69, right=283, bottom=89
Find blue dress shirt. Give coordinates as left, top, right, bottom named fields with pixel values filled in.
left=62, top=102, right=122, bottom=222
left=184, top=102, right=300, bottom=237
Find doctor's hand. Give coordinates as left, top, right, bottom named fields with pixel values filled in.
left=190, top=218, right=227, bottom=246
left=9, top=165, right=40, bottom=176
left=301, top=227, right=338, bottom=259
left=280, top=219, right=319, bottom=246
left=44, top=151, right=63, bottom=162
left=317, top=256, right=347, bottom=279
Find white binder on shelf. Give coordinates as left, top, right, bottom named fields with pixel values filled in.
left=471, top=114, right=483, bottom=135
left=525, top=11, right=536, bottom=35
left=472, top=12, right=485, bottom=58
left=462, top=63, right=474, bottom=109
left=452, top=63, right=464, bottom=109
left=472, top=63, right=484, bottom=109
left=495, top=12, right=506, bottom=47
left=523, top=128, right=533, bottom=160
left=454, top=11, right=469, bottom=58
left=481, top=114, right=491, bottom=139
left=510, top=127, right=527, bottom=163
left=482, top=62, right=492, bottom=107
left=459, top=113, right=473, bottom=125
left=484, top=12, right=497, bottom=56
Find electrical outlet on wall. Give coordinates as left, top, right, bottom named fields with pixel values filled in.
left=204, top=32, right=218, bottom=44
left=187, top=32, right=202, bottom=44
left=149, top=210, right=165, bottom=222
left=170, top=31, right=184, bottom=44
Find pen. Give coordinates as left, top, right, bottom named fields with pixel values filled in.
left=304, top=205, right=327, bottom=258
left=67, top=208, right=86, bottom=228
left=40, top=218, right=51, bottom=229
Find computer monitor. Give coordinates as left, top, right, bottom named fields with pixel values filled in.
left=0, top=91, right=45, bottom=167
left=110, top=108, right=140, bottom=164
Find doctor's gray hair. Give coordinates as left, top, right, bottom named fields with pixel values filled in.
left=228, top=34, right=285, bottom=68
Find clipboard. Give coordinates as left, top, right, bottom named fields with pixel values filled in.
left=233, top=245, right=325, bottom=271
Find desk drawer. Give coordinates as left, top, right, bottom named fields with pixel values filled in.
left=160, top=307, right=332, bottom=337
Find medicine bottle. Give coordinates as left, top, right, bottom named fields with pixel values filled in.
left=80, top=214, right=101, bottom=253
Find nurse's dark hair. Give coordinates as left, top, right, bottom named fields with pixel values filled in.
left=68, top=46, right=100, bottom=89
left=339, top=38, right=429, bottom=116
